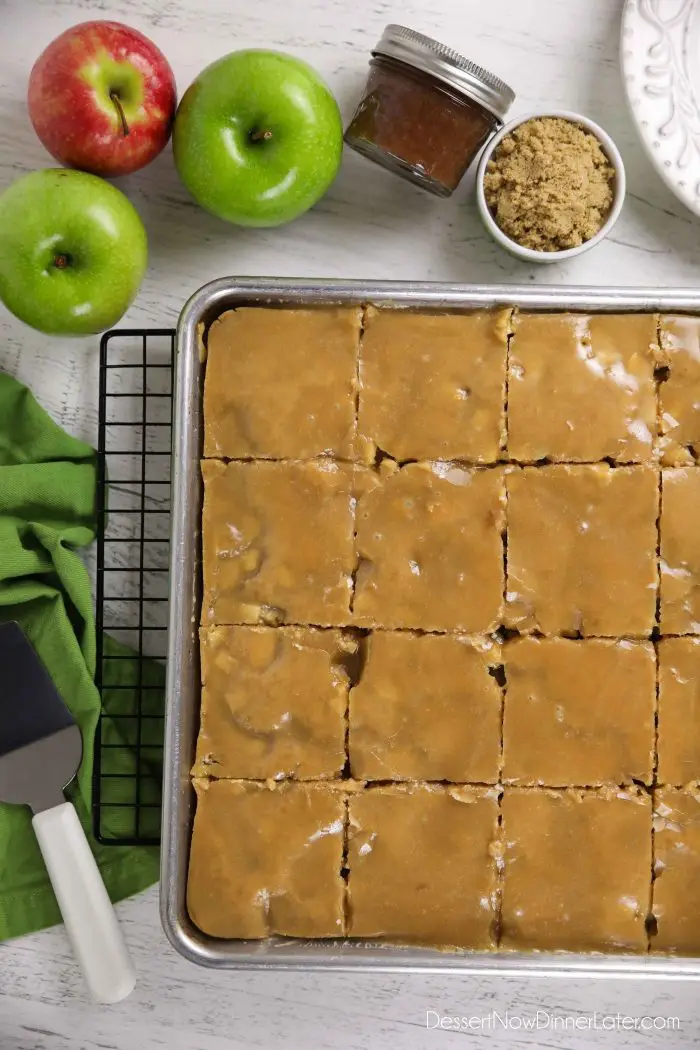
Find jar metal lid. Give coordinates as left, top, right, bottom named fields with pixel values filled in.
left=372, top=24, right=515, bottom=122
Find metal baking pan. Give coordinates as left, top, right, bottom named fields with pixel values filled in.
left=162, top=278, right=700, bottom=976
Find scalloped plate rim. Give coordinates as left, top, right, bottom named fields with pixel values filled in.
left=621, top=0, right=700, bottom=218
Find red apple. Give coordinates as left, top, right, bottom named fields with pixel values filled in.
left=28, top=20, right=177, bottom=177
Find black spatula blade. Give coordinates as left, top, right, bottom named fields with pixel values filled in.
left=0, top=622, right=82, bottom=813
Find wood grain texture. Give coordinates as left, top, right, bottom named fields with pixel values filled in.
left=2, top=0, right=700, bottom=1045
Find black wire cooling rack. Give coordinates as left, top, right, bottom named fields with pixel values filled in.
left=93, top=328, right=176, bottom=846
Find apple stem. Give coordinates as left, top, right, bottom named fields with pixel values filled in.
left=110, top=91, right=130, bottom=137
left=250, top=129, right=273, bottom=143
left=53, top=253, right=70, bottom=269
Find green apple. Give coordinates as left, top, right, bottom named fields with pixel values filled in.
left=0, top=169, right=147, bottom=336
left=173, top=50, right=343, bottom=227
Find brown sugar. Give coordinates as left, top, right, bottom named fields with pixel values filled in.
left=484, top=117, right=615, bottom=252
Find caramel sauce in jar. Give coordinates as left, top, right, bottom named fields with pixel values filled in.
left=345, top=26, right=515, bottom=197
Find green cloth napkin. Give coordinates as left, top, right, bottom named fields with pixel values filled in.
left=0, top=373, right=161, bottom=941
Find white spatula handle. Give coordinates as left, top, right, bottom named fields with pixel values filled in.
left=32, top=801, right=136, bottom=1004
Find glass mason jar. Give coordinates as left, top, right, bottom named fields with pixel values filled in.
left=345, top=25, right=515, bottom=198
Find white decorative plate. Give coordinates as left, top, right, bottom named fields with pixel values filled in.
left=621, top=0, right=700, bottom=217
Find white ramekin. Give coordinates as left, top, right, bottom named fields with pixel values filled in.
left=475, top=110, right=627, bottom=264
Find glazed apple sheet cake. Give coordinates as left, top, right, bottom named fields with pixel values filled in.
left=188, top=305, right=700, bottom=954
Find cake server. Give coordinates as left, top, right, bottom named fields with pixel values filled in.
left=0, top=620, right=136, bottom=1003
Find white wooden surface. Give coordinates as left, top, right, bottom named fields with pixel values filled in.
left=3, top=0, right=700, bottom=1046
